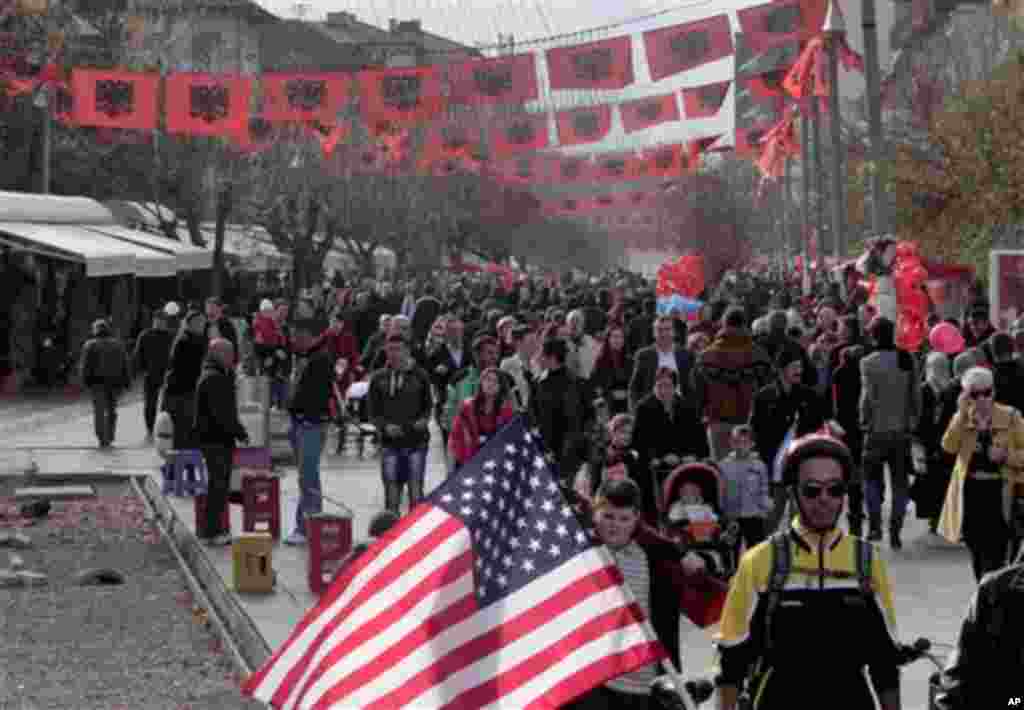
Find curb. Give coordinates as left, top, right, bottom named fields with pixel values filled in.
left=132, top=475, right=272, bottom=676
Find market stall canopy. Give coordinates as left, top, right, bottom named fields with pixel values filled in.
left=178, top=224, right=292, bottom=272
left=83, top=225, right=212, bottom=271
left=0, top=191, right=185, bottom=277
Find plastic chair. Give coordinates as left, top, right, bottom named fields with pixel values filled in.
left=161, top=449, right=209, bottom=497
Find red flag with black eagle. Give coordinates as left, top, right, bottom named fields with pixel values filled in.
left=681, top=81, right=730, bottom=119
left=232, top=115, right=276, bottom=154
left=556, top=105, right=612, bottom=146
left=448, top=53, right=539, bottom=105
left=71, top=69, right=158, bottom=130
left=643, top=14, right=733, bottom=82
left=490, top=155, right=547, bottom=185
left=360, top=66, right=446, bottom=126
left=619, top=93, right=680, bottom=133
left=420, top=119, right=483, bottom=167
left=262, top=72, right=350, bottom=123
left=550, top=155, right=593, bottom=184
left=737, top=0, right=827, bottom=54
left=165, top=72, right=252, bottom=136
left=747, top=67, right=790, bottom=100
left=592, top=151, right=636, bottom=182
left=490, top=113, right=549, bottom=158
left=633, top=143, right=688, bottom=179
left=546, top=35, right=634, bottom=90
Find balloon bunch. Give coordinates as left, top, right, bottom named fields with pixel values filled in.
left=656, top=254, right=705, bottom=300
left=656, top=254, right=705, bottom=317
left=893, top=241, right=930, bottom=351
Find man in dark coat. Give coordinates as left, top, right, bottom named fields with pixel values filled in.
left=530, top=337, right=583, bottom=482
left=411, top=283, right=443, bottom=344
left=193, top=338, right=249, bottom=546
left=133, top=312, right=174, bottom=442
left=80, top=319, right=130, bottom=449
left=629, top=315, right=692, bottom=411
left=749, top=346, right=828, bottom=531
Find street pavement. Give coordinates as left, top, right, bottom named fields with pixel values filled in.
left=0, top=396, right=975, bottom=709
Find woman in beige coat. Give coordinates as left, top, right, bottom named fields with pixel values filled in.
left=939, top=367, right=1024, bottom=581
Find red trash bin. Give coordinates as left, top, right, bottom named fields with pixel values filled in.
left=306, top=512, right=353, bottom=595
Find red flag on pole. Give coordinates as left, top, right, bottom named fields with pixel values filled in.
left=490, top=114, right=549, bottom=158
left=737, top=0, right=828, bottom=54
left=360, top=66, right=446, bottom=125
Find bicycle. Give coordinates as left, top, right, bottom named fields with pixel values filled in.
left=649, top=637, right=948, bottom=710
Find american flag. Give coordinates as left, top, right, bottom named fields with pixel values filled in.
left=243, top=418, right=666, bottom=709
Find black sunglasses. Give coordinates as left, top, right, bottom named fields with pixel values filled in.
left=799, top=482, right=847, bottom=499
left=969, top=388, right=994, bottom=400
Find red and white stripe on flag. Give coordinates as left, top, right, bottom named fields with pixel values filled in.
left=243, top=420, right=665, bottom=709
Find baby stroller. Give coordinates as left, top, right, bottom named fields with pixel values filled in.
left=660, top=462, right=740, bottom=580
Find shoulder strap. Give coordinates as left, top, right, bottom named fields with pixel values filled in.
left=855, top=538, right=874, bottom=595
left=762, top=531, right=791, bottom=654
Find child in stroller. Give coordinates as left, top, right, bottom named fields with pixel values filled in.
left=661, top=461, right=740, bottom=580
left=328, top=356, right=366, bottom=455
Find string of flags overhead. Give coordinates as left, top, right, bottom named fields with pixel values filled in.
left=0, top=0, right=866, bottom=215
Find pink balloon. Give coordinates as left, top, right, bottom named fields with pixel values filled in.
left=929, top=322, right=965, bottom=355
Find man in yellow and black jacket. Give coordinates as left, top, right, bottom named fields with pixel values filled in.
left=714, top=434, right=903, bottom=710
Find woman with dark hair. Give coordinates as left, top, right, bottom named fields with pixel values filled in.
left=590, top=325, right=631, bottom=416
left=632, top=367, right=710, bottom=521
left=447, top=367, right=515, bottom=468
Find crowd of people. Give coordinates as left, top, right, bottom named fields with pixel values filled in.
left=75, top=266, right=1024, bottom=708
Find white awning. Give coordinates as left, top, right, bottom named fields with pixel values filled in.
left=83, top=224, right=212, bottom=271
left=0, top=191, right=118, bottom=225
left=0, top=222, right=177, bottom=278
left=179, top=225, right=292, bottom=272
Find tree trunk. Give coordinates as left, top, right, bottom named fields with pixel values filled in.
left=210, top=185, right=232, bottom=300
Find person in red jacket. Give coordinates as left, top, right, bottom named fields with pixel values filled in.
left=447, top=367, right=515, bottom=468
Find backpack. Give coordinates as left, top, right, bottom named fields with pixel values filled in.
left=761, top=531, right=873, bottom=653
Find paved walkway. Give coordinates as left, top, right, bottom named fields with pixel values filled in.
left=0, top=397, right=975, bottom=709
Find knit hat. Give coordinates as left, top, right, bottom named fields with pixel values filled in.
left=259, top=299, right=274, bottom=312
left=163, top=301, right=181, bottom=317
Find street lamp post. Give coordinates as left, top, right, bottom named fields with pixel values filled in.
left=861, top=0, right=888, bottom=236
left=824, top=0, right=847, bottom=260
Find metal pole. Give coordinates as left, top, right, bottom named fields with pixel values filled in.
left=40, top=90, right=52, bottom=194
left=827, top=34, right=845, bottom=259
left=801, top=113, right=810, bottom=294
left=783, top=156, right=792, bottom=260
left=862, top=0, right=888, bottom=236
left=811, top=99, right=826, bottom=267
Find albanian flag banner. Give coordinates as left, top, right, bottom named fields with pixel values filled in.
left=165, top=73, right=252, bottom=136
left=643, top=14, right=733, bottom=82
left=620, top=93, right=680, bottom=133
left=681, top=81, right=730, bottom=119
left=592, top=151, right=637, bottom=182
left=737, top=0, right=827, bottom=55
left=448, top=53, right=539, bottom=105
left=550, top=155, right=594, bottom=184
left=488, top=154, right=549, bottom=185
left=747, top=67, right=790, bottom=100
left=421, top=119, right=484, bottom=166
left=360, top=66, right=446, bottom=126
left=633, top=143, right=688, bottom=179
left=546, top=35, right=634, bottom=91
left=782, top=37, right=823, bottom=99
left=734, top=125, right=772, bottom=159
left=490, top=113, right=549, bottom=158
left=232, top=115, right=277, bottom=153
left=307, top=119, right=350, bottom=158
left=556, top=104, right=612, bottom=146
left=541, top=195, right=594, bottom=216
left=262, top=72, right=351, bottom=124
left=71, top=69, right=158, bottom=130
